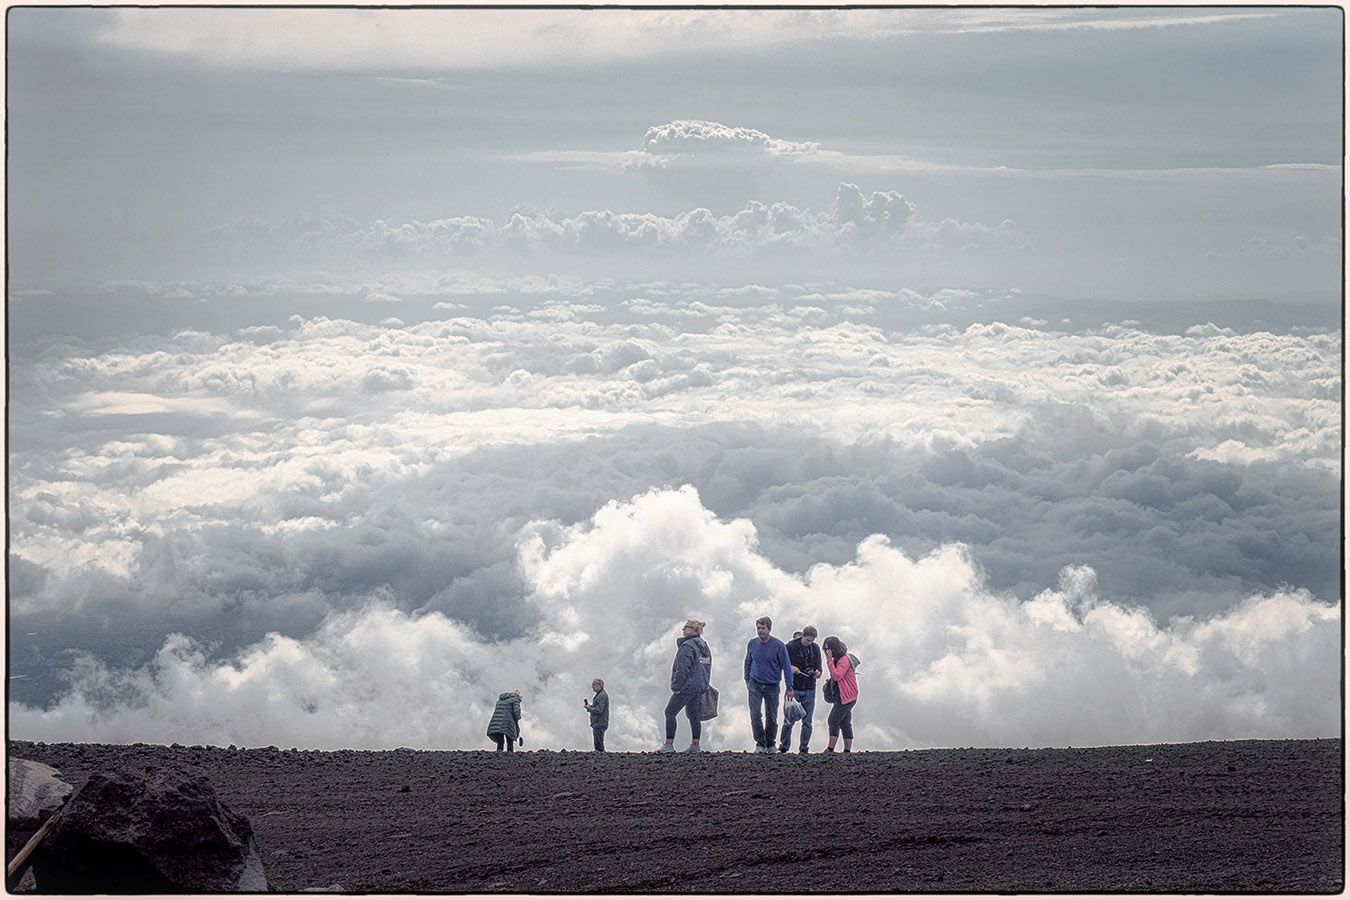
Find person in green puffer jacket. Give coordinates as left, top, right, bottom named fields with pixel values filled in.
left=486, top=689, right=523, bottom=751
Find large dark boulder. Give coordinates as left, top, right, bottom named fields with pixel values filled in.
left=7, top=759, right=74, bottom=889
left=7, top=759, right=73, bottom=847
left=33, top=767, right=267, bottom=892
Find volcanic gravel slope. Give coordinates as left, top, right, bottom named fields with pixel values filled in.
left=8, top=739, right=1342, bottom=893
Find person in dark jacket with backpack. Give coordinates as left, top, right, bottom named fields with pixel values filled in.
left=778, top=625, right=823, bottom=754
left=584, top=677, right=609, bottom=752
left=486, top=689, right=523, bottom=751
left=656, top=617, right=712, bottom=754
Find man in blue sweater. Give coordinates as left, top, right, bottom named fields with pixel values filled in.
left=743, top=615, right=795, bottom=753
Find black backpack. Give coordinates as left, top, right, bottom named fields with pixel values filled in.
left=822, top=679, right=839, bottom=704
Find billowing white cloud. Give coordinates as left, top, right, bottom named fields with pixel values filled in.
left=10, top=487, right=1338, bottom=750
left=641, top=120, right=822, bottom=156
left=8, top=304, right=1338, bottom=650
left=8, top=284, right=1339, bottom=747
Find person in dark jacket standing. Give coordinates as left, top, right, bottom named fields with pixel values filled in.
left=584, top=678, right=609, bottom=752
left=486, top=690, right=523, bottom=752
left=656, top=617, right=712, bottom=754
left=743, top=616, right=795, bottom=754
left=778, top=625, right=822, bottom=754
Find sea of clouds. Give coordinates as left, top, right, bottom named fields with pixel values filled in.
left=9, top=291, right=1340, bottom=750
left=6, top=110, right=1340, bottom=751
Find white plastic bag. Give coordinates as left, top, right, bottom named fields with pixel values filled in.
left=783, top=696, right=806, bottom=723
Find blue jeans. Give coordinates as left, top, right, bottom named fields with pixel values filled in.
left=747, top=680, right=780, bottom=747
left=592, top=725, right=606, bottom=752
left=779, top=687, right=816, bottom=751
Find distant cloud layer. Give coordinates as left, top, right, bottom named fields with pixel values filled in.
left=516, top=118, right=1342, bottom=180
left=208, top=183, right=998, bottom=262
left=11, top=488, right=1339, bottom=750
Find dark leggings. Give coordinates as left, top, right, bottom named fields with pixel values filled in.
left=827, top=700, right=855, bottom=739
left=664, top=692, right=702, bottom=741
left=491, top=733, right=515, bottom=752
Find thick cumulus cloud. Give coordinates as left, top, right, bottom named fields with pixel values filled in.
left=11, top=314, right=1338, bottom=612
left=8, top=303, right=1339, bottom=725
left=10, top=487, right=1339, bottom=750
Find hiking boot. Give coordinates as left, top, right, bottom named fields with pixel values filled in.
left=766, top=745, right=780, bottom=754
left=777, top=744, right=790, bottom=754
left=655, top=744, right=675, bottom=754
left=823, top=747, right=835, bottom=754
left=684, top=745, right=702, bottom=753
left=798, top=748, right=809, bottom=754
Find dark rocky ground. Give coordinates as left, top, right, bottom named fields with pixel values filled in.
left=8, top=738, right=1343, bottom=893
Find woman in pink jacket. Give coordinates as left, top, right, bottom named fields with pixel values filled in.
left=822, top=636, right=858, bottom=753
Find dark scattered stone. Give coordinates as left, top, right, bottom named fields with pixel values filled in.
left=6, top=737, right=1341, bottom=892
left=34, top=767, right=268, bottom=892
left=398, top=785, right=411, bottom=793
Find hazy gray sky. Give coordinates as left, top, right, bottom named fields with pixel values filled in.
left=8, top=7, right=1342, bottom=301
left=7, top=8, right=1342, bottom=751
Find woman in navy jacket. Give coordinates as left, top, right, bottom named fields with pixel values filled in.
left=656, top=617, right=712, bottom=753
